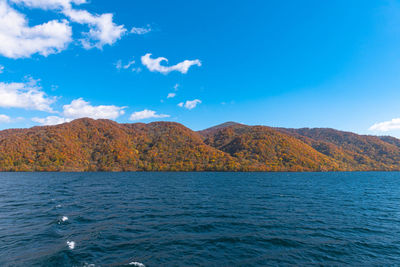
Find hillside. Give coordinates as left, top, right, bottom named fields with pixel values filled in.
left=0, top=119, right=239, bottom=171
left=199, top=124, right=340, bottom=171
left=275, top=128, right=400, bottom=171
left=0, top=118, right=399, bottom=171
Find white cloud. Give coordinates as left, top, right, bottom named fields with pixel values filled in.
left=167, top=93, right=176, bottom=98
left=63, top=98, right=125, bottom=119
left=32, top=115, right=70, bottom=125
left=9, top=0, right=126, bottom=52
left=0, top=1, right=72, bottom=58
left=141, top=53, right=201, bottom=74
left=10, top=0, right=87, bottom=10
left=369, top=118, right=400, bottom=132
left=130, top=26, right=151, bottom=35
left=32, top=98, right=126, bottom=125
left=64, top=9, right=126, bottom=49
left=123, top=59, right=135, bottom=69
left=115, top=59, right=122, bottom=70
left=174, top=83, right=179, bottom=91
left=0, top=65, right=4, bottom=73
left=0, top=114, right=11, bottom=123
left=115, top=58, right=135, bottom=70
left=178, top=99, right=201, bottom=110
left=129, top=109, right=170, bottom=121
left=0, top=79, right=55, bottom=111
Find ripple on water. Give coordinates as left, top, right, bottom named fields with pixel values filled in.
left=67, top=241, right=75, bottom=250
left=129, top=262, right=145, bottom=267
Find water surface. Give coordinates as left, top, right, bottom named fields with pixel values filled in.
left=1, top=172, right=400, bottom=266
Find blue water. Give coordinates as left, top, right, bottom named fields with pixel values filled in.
left=1, top=172, right=400, bottom=266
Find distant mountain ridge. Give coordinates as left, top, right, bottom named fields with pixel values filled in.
left=0, top=118, right=399, bottom=171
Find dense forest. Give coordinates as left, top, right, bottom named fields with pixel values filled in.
left=0, top=118, right=400, bottom=171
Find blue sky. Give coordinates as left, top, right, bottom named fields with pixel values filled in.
left=1, top=0, right=400, bottom=136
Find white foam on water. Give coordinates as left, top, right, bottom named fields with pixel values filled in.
left=61, top=216, right=68, bottom=222
left=67, top=241, right=75, bottom=250
left=56, top=204, right=62, bottom=208
left=129, top=262, right=145, bottom=267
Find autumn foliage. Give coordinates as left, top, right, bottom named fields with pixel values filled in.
left=0, top=118, right=399, bottom=171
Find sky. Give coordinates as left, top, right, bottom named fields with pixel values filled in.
left=1, top=0, right=400, bottom=136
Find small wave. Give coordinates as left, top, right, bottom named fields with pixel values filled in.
left=129, top=262, right=145, bottom=267
left=67, top=241, right=75, bottom=250
left=56, top=204, right=62, bottom=208
left=61, top=216, right=68, bottom=222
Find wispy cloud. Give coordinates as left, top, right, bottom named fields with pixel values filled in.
left=129, top=109, right=169, bottom=121
left=0, top=65, right=4, bottom=74
left=0, top=114, right=11, bottom=123
left=130, top=25, right=151, bottom=35
left=115, top=58, right=136, bottom=70
left=178, top=99, right=201, bottom=110
left=115, top=60, right=122, bottom=70
left=141, top=53, right=201, bottom=74
left=123, top=59, right=135, bottom=69
left=167, top=93, right=176, bottom=99
left=369, top=118, right=400, bottom=132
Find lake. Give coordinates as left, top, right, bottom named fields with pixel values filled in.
left=1, top=172, right=400, bottom=266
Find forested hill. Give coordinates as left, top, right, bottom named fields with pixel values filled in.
left=0, top=118, right=400, bottom=171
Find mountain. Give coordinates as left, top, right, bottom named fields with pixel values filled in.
left=275, top=127, right=400, bottom=171
left=0, top=118, right=399, bottom=171
left=199, top=123, right=340, bottom=171
left=0, top=119, right=238, bottom=171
